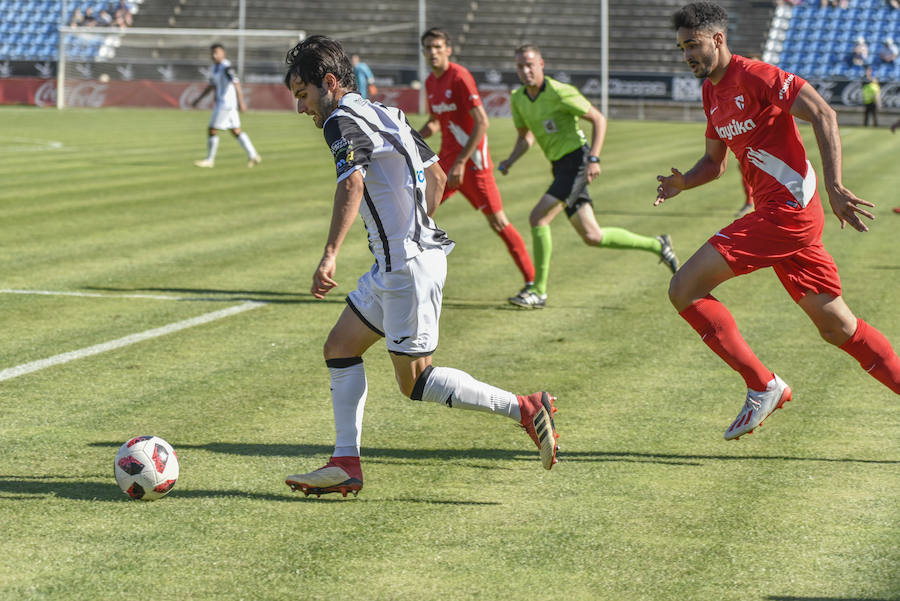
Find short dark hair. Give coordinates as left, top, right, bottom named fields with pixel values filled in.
left=672, top=2, right=728, bottom=33
left=421, top=27, right=451, bottom=46
left=515, top=44, right=542, bottom=57
left=210, top=43, right=224, bottom=52
left=284, top=35, right=356, bottom=91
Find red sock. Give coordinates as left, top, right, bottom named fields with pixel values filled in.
left=839, top=319, right=900, bottom=394
left=679, top=295, right=773, bottom=390
left=329, top=455, right=363, bottom=480
left=497, top=223, right=536, bottom=283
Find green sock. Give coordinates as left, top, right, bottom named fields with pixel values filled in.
left=531, top=225, right=552, bottom=296
left=598, top=227, right=662, bottom=254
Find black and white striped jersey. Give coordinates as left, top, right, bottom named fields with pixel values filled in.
left=323, top=93, right=454, bottom=272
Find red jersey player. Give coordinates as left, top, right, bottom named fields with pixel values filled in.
left=418, top=28, right=535, bottom=297
left=656, top=3, right=899, bottom=440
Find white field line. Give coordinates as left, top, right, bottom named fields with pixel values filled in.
left=0, top=301, right=264, bottom=382
left=0, top=289, right=185, bottom=301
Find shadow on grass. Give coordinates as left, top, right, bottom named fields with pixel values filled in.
left=82, top=286, right=512, bottom=311
left=88, top=442, right=900, bottom=467
left=82, top=286, right=342, bottom=305
left=0, top=476, right=296, bottom=502
left=767, top=596, right=897, bottom=601
left=81, top=285, right=631, bottom=311
left=0, top=476, right=499, bottom=505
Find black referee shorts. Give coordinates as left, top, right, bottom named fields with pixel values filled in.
left=546, top=144, right=593, bottom=218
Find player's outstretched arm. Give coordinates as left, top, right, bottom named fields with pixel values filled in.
left=424, top=163, right=447, bottom=217
left=497, top=127, right=533, bottom=175
left=790, top=83, right=874, bottom=232
left=654, top=137, right=728, bottom=206
left=312, top=170, right=365, bottom=299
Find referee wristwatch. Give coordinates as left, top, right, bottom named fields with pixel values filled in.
left=587, top=154, right=600, bottom=164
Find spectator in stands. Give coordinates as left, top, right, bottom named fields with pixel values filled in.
left=880, top=37, right=898, bottom=63
left=97, top=8, right=114, bottom=27
left=351, top=54, right=376, bottom=99
left=82, top=7, right=97, bottom=27
left=69, top=7, right=84, bottom=27
left=851, top=36, right=869, bottom=66
left=113, top=1, right=133, bottom=28
left=862, top=66, right=880, bottom=127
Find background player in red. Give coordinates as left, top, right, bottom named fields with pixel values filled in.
left=418, top=28, right=536, bottom=296
left=655, top=2, right=900, bottom=441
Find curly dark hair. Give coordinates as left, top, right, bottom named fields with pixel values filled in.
left=284, top=35, right=356, bottom=91
left=672, top=2, right=728, bottom=32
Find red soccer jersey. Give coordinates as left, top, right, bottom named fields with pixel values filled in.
left=425, top=62, right=492, bottom=171
left=703, top=55, right=817, bottom=224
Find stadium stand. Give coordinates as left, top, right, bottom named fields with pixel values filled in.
left=766, top=0, right=900, bottom=81
left=0, top=0, right=142, bottom=61
left=126, top=0, right=774, bottom=74
left=0, top=0, right=819, bottom=81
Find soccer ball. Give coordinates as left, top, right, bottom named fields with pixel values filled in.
left=114, top=436, right=179, bottom=501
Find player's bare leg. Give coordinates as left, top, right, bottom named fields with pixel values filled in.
left=194, top=126, right=219, bottom=167
left=286, top=307, right=380, bottom=498
left=670, top=243, right=790, bottom=439
left=799, top=293, right=900, bottom=393
left=569, top=203, right=678, bottom=272
left=397, top=353, right=559, bottom=469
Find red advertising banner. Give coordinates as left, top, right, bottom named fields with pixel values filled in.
left=0, top=79, right=513, bottom=116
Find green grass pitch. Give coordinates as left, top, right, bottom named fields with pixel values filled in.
left=0, top=106, right=897, bottom=601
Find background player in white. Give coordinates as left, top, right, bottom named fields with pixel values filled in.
left=192, top=43, right=262, bottom=168
left=280, top=36, right=559, bottom=497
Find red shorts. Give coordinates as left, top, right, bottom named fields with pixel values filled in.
left=439, top=156, right=504, bottom=214
left=709, top=198, right=842, bottom=303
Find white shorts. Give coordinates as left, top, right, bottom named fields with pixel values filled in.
left=209, top=106, right=240, bottom=131
left=346, top=248, right=446, bottom=356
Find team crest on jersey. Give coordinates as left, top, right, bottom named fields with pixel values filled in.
left=735, top=95, right=745, bottom=110
left=543, top=119, right=558, bottom=134
left=445, top=89, right=452, bottom=98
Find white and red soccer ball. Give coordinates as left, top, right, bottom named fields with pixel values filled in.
left=114, top=436, right=179, bottom=501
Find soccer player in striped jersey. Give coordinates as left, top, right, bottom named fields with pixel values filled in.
left=281, top=36, right=558, bottom=497
left=656, top=3, right=899, bottom=440
left=418, top=28, right=536, bottom=296
left=498, top=44, right=678, bottom=309
left=192, top=43, right=262, bottom=168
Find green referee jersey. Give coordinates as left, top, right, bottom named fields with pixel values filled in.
left=510, top=76, right=591, bottom=162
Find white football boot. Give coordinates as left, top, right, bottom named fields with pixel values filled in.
left=508, top=287, right=547, bottom=309
left=193, top=159, right=214, bottom=168
left=247, top=155, right=262, bottom=168
left=725, top=374, right=792, bottom=440
left=286, top=456, right=363, bottom=498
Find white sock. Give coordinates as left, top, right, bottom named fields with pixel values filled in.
left=327, top=358, right=367, bottom=458
left=418, top=366, right=520, bottom=420
left=236, top=132, right=258, bottom=158
left=206, top=135, right=219, bottom=162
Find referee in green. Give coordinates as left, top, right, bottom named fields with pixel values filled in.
left=499, top=44, right=678, bottom=309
